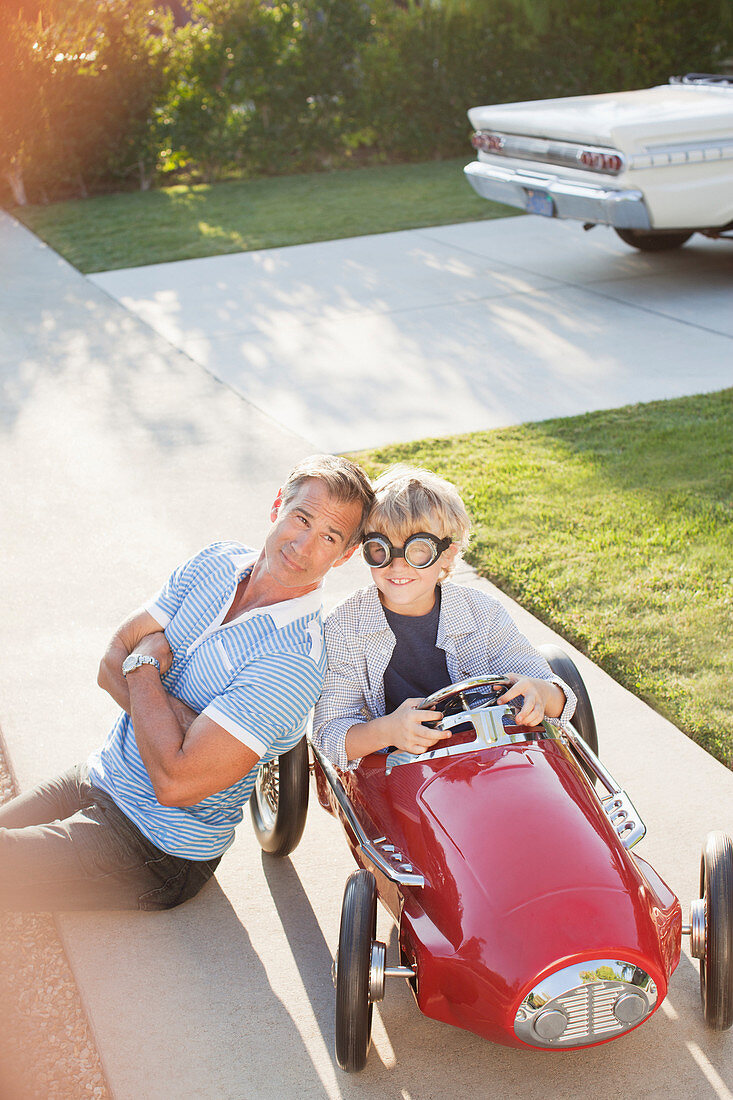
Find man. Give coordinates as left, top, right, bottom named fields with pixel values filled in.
left=0, top=455, right=373, bottom=911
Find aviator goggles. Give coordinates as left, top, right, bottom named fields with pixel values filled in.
left=362, top=531, right=452, bottom=570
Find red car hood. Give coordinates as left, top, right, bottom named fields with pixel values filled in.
left=350, top=740, right=680, bottom=1046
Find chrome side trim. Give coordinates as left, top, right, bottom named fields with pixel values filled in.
left=310, top=743, right=424, bottom=888
left=464, top=159, right=652, bottom=229
left=561, top=726, right=642, bottom=844
left=600, top=791, right=647, bottom=848
left=630, top=138, right=733, bottom=170
left=515, top=959, right=658, bottom=1048
left=562, top=724, right=647, bottom=848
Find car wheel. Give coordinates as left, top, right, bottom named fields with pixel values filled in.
left=539, top=644, right=599, bottom=757
left=699, top=831, right=733, bottom=1030
left=335, top=869, right=377, bottom=1072
left=614, top=228, right=693, bottom=252
left=249, top=736, right=309, bottom=857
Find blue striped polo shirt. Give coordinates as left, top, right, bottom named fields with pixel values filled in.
left=87, top=541, right=327, bottom=859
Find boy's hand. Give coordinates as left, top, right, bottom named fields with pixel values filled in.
left=498, top=676, right=553, bottom=726
left=383, top=697, right=450, bottom=755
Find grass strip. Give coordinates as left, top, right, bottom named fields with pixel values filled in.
left=13, top=158, right=518, bottom=273
left=351, top=389, right=733, bottom=766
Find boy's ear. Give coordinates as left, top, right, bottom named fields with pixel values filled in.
left=445, top=543, right=460, bottom=565
left=440, top=542, right=460, bottom=577
left=270, top=489, right=283, bottom=522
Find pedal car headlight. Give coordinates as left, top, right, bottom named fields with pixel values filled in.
left=514, top=959, right=658, bottom=1048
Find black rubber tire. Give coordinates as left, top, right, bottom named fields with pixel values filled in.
left=335, top=869, right=377, bottom=1072
left=539, top=644, right=599, bottom=757
left=699, top=831, right=733, bottom=1030
left=249, top=736, right=309, bottom=857
left=615, top=228, right=693, bottom=252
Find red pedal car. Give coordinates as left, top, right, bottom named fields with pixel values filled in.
left=250, top=646, right=733, bottom=1071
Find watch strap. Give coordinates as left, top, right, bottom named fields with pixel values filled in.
left=122, top=653, right=161, bottom=678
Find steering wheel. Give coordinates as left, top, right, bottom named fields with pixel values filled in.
left=419, top=676, right=512, bottom=723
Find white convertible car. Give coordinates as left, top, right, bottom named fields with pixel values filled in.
left=464, top=74, right=733, bottom=251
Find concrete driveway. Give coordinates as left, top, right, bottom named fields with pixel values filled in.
left=1, top=208, right=732, bottom=1099
left=90, top=217, right=733, bottom=452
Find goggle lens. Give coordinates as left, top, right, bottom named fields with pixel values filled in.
left=362, top=532, right=451, bottom=570
left=404, top=538, right=435, bottom=568
left=363, top=537, right=389, bottom=567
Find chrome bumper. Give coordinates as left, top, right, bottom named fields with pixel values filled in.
left=464, top=159, right=652, bottom=230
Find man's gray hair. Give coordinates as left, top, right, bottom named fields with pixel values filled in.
left=281, top=455, right=374, bottom=547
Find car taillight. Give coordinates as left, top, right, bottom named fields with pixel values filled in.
left=471, top=130, right=504, bottom=154
left=578, top=149, right=624, bottom=174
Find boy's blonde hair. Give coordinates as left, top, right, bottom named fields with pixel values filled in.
left=367, top=465, right=471, bottom=575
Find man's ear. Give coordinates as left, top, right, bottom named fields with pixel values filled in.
left=270, top=489, right=283, bottom=522
left=333, top=543, right=360, bottom=568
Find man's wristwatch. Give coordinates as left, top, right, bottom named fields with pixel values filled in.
left=122, top=653, right=161, bottom=678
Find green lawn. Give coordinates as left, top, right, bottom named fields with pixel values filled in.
left=13, top=159, right=518, bottom=273
left=351, top=390, right=733, bottom=767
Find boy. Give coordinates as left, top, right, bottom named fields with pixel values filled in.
left=312, top=465, right=575, bottom=768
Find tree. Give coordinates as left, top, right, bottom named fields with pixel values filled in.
left=0, top=10, right=47, bottom=204
left=159, top=0, right=375, bottom=181
left=80, top=0, right=173, bottom=191
left=293, top=0, right=375, bottom=166
left=159, top=0, right=301, bottom=180
left=0, top=0, right=173, bottom=204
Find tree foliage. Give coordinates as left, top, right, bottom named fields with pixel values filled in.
left=0, top=0, right=171, bottom=203
left=0, top=10, right=46, bottom=204
left=158, top=0, right=374, bottom=179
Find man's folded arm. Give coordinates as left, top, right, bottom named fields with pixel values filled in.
left=125, top=663, right=260, bottom=807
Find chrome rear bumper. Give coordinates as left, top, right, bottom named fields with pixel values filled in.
left=465, top=159, right=652, bottom=230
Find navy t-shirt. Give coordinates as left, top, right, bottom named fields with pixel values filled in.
left=383, top=587, right=451, bottom=713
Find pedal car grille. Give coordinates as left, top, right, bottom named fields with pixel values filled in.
left=514, top=959, right=658, bottom=1048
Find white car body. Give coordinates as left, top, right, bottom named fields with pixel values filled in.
left=464, top=77, right=733, bottom=245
